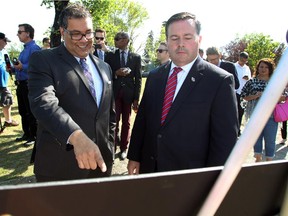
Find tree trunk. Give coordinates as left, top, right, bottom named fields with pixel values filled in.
left=50, top=0, right=69, bottom=48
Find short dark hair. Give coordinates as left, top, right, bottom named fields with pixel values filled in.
left=206, top=47, right=220, bottom=56
left=114, top=32, right=129, bottom=40
left=165, top=12, right=201, bottom=37
left=42, top=37, right=50, bottom=44
left=95, top=28, right=106, bottom=37
left=255, top=58, right=275, bottom=77
left=58, top=3, right=91, bottom=29
left=18, top=23, right=35, bottom=39
left=159, top=42, right=167, bottom=48
left=239, top=52, right=249, bottom=59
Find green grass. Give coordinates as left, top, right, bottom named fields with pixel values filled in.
left=0, top=83, right=35, bottom=185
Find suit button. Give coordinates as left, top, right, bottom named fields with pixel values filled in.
left=92, top=138, right=96, bottom=142
left=157, top=134, right=162, bottom=139
left=150, top=156, right=155, bottom=160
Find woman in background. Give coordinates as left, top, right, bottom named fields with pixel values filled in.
left=241, top=58, right=280, bottom=162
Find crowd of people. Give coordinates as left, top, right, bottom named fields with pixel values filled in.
left=0, top=2, right=286, bottom=182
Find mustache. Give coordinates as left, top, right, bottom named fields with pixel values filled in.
left=176, top=47, right=187, bottom=52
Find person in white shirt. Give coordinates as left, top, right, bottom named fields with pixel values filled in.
left=235, top=51, right=251, bottom=135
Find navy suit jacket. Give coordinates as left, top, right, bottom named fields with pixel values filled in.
left=127, top=57, right=238, bottom=173
left=220, top=60, right=239, bottom=89
left=28, top=44, right=115, bottom=180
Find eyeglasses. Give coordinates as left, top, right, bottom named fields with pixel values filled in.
left=64, top=29, right=95, bottom=41
left=114, top=37, right=124, bottom=41
left=156, top=49, right=168, bottom=53
left=17, top=30, right=26, bottom=34
left=95, top=37, right=104, bottom=41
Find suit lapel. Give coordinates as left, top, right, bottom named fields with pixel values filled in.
left=58, top=44, right=99, bottom=108
left=90, top=53, right=110, bottom=112
left=58, top=44, right=88, bottom=88
left=162, top=58, right=205, bottom=127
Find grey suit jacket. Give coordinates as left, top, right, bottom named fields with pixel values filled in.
left=28, top=43, right=115, bottom=180
left=127, top=57, right=238, bottom=173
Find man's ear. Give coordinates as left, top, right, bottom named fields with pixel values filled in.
left=59, top=27, right=65, bottom=38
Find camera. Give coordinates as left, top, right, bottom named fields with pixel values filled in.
left=12, top=58, right=19, bottom=65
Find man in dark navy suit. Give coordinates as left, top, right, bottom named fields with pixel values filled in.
left=105, top=32, right=142, bottom=160
left=206, top=46, right=239, bottom=89
left=93, top=28, right=109, bottom=61
left=127, top=12, right=238, bottom=174
left=28, top=3, right=115, bottom=182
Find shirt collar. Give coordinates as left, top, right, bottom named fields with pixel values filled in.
left=170, top=57, right=197, bottom=74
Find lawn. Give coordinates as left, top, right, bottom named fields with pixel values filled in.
left=0, top=83, right=35, bottom=185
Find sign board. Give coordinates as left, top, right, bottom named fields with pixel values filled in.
left=0, top=161, right=287, bottom=216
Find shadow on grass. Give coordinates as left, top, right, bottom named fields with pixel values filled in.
left=0, top=131, right=35, bottom=185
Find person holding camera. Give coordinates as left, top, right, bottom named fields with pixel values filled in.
left=0, top=32, right=19, bottom=130
left=92, top=28, right=109, bottom=61
left=14, top=24, right=41, bottom=146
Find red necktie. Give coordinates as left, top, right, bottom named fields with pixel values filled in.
left=161, top=67, right=182, bottom=125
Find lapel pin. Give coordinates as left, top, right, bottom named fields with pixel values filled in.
left=191, top=77, right=195, bottom=82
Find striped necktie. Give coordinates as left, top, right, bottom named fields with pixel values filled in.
left=161, top=67, right=182, bottom=125
left=80, top=58, right=97, bottom=102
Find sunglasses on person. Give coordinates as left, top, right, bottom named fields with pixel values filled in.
left=156, top=49, right=168, bottom=53
left=17, top=30, right=26, bottom=35
left=95, top=37, right=104, bottom=41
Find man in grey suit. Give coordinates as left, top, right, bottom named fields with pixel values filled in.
left=28, top=3, right=115, bottom=182
left=127, top=12, right=238, bottom=174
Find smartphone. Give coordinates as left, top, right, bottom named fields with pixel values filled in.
left=123, top=67, right=131, bottom=74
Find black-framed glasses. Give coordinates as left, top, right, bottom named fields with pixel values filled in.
left=95, top=37, right=104, bottom=41
left=156, top=49, right=168, bottom=53
left=17, top=30, right=26, bottom=35
left=64, top=29, right=95, bottom=41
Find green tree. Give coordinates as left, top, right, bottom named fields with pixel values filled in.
left=82, top=0, right=149, bottom=51
left=6, top=43, right=22, bottom=59
left=143, top=31, right=155, bottom=60
left=143, top=22, right=166, bottom=69
left=142, top=31, right=156, bottom=71
left=41, top=0, right=148, bottom=50
left=222, top=33, right=286, bottom=73
left=41, top=0, right=69, bottom=47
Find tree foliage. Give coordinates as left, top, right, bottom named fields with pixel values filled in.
left=41, top=0, right=69, bottom=47
left=143, top=22, right=166, bottom=70
left=222, top=33, right=286, bottom=73
left=41, top=0, right=148, bottom=50
left=82, top=0, right=149, bottom=51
